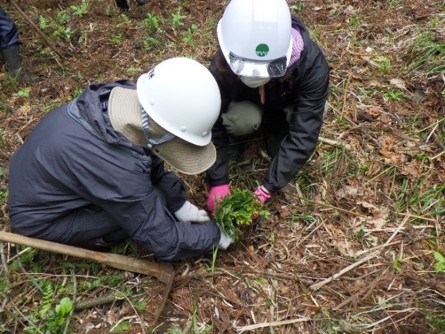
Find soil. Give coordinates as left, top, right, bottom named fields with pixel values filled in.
left=0, top=0, right=444, bottom=333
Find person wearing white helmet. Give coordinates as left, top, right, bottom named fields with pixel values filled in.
left=206, top=0, right=330, bottom=213
left=8, top=57, right=232, bottom=261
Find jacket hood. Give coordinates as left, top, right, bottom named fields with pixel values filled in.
left=73, top=80, right=137, bottom=147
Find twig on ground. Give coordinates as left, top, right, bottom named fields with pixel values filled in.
left=74, top=291, right=125, bottom=311
left=318, top=136, right=351, bottom=150
left=431, top=150, right=445, bottom=160
left=236, top=317, right=311, bottom=332
left=310, top=251, right=380, bottom=291
left=0, top=242, right=9, bottom=282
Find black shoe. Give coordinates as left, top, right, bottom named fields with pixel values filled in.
left=1, top=44, right=22, bottom=79
left=115, top=0, right=129, bottom=11
left=135, top=0, right=146, bottom=4
left=1, top=45, right=39, bottom=84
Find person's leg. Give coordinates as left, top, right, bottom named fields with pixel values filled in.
left=261, top=108, right=289, bottom=157
left=115, top=0, right=129, bottom=11
left=222, top=101, right=263, bottom=137
left=0, top=9, right=21, bottom=78
left=221, top=101, right=263, bottom=158
left=48, top=205, right=127, bottom=247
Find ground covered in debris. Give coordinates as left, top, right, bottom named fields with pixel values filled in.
left=0, top=0, right=444, bottom=333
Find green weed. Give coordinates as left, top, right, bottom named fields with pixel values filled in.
left=425, top=310, right=445, bottom=332
left=214, top=188, right=269, bottom=241
left=375, top=55, right=391, bottom=75
left=17, top=87, right=31, bottom=97
left=207, top=246, right=219, bottom=273
left=70, top=0, right=89, bottom=16
left=404, top=16, right=445, bottom=77
left=290, top=3, right=305, bottom=13
left=111, top=320, right=131, bottom=333
left=433, top=251, right=445, bottom=272
left=171, top=8, right=186, bottom=28
left=111, top=33, right=123, bottom=45
left=23, top=280, right=73, bottom=334
left=142, top=13, right=163, bottom=33
left=183, top=23, right=198, bottom=46
left=38, top=15, right=49, bottom=30
left=383, top=89, right=404, bottom=101
left=348, top=15, right=362, bottom=28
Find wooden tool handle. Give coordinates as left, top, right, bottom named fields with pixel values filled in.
left=0, top=231, right=174, bottom=284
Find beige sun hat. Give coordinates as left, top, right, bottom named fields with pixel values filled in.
left=108, top=86, right=216, bottom=175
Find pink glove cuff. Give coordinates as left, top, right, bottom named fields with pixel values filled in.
left=210, top=184, right=231, bottom=196
left=254, top=185, right=271, bottom=203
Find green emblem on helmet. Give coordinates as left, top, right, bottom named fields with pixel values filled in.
left=255, top=44, right=269, bottom=57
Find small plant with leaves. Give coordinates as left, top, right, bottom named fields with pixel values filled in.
left=214, top=187, right=269, bottom=241
left=433, top=251, right=445, bottom=272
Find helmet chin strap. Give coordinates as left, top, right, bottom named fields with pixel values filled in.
left=141, top=108, right=175, bottom=148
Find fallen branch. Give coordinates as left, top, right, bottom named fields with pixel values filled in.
left=236, top=317, right=311, bottom=332
left=318, top=136, right=351, bottom=150
left=74, top=291, right=126, bottom=311
left=309, top=251, right=379, bottom=291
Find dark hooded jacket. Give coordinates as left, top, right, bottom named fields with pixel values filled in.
left=207, top=16, right=330, bottom=192
left=8, top=81, right=220, bottom=261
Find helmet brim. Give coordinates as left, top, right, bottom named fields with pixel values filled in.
left=217, top=20, right=292, bottom=78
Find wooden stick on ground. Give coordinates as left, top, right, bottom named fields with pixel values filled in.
left=0, top=231, right=175, bottom=284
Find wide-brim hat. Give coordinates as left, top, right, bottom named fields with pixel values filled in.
left=108, top=87, right=216, bottom=175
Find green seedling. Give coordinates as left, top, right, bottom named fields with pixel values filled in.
left=70, top=0, right=89, bottom=16
left=375, top=55, right=391, bottom=74
left=383, top=89, right=404, bottom=101
left=111, top=33, right=123, bottom=45
left=171, top=8, right=185, bottom=28
left=214, top=188, right=269, bottom=241
left=433, top=251, right=445, bottom=273
left=142, top=13, right=162, bottom=33
left=38, top=15, right=49, bottom=30
left=183, top=23, right=198, bottom=46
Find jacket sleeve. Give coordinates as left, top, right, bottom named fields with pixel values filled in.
left=205, top=58, right=232, bottom=186
left=149, top=153, right=187, bottom=213
left=264, top=52, right=330, bottom=192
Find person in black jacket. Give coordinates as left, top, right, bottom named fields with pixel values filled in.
left=8, top=57, right=232, bottom=261
left=206, top=0, right=330, bottom=213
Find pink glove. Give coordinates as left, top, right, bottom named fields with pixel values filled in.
left=254, top=185, right=271, bottom=203
left=207, top=184, right=231, bottom=214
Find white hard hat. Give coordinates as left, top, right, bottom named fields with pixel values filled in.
left=217, top=0, right=293, bottom=78
left=136, top=57, right=221, bottom=146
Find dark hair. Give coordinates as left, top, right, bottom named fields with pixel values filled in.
left=212, top=48, right=240, bottom=83
left=213, top=49, right=231, bottom=73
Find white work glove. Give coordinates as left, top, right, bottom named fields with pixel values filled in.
left=218, top=226, right=234, bottom=250
left=174, top=201, right=210, bottom=224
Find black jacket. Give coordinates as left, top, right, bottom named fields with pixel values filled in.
left=8, top=81, right=220, bottom=261
left=207, top=16, right=330, bottom=192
